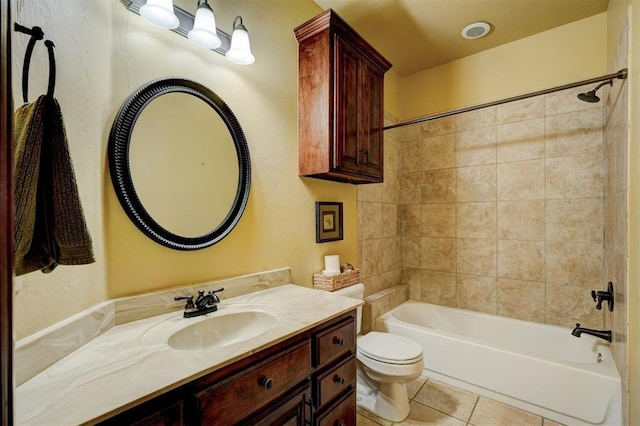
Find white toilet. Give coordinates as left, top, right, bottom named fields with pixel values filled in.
left=332, top=283, right=424, bottom=422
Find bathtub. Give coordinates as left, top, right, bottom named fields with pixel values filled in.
left=375, top=301, right=622, bottom=426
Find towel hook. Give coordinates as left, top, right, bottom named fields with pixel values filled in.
left=14, top=23, right=56, bottom=101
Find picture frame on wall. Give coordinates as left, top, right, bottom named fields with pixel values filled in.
left=315, top=202, right=343, bottom=243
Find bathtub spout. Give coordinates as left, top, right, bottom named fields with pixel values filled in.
left=571, top=323, right=612, bottom=342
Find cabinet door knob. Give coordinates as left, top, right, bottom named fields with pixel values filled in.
left=333, top=375, right=345, bottom=385
left=333, top=336, right=345, bottom=346
left=333, top=421, right=346, bottom=426
left=259, top=376, right=274, bottom=390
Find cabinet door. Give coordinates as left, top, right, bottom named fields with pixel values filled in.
left=250, top=382, right=310, bottom=426
left=359, top=59, right=384, bottom=179
left=334, top=35, right=361, bottom=176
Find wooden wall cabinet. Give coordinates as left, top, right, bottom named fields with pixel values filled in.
left=99, top=311, right=357, bottom=426
left=295, top=9, right=392, bottom=184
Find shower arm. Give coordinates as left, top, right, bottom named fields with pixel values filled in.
left=385, top=68, right=628, bottom=131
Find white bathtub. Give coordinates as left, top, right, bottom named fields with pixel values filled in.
left=375, top=301, right=622, bottom=425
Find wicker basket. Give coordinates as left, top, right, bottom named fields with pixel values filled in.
left=313, top=269, right=360, bottom=291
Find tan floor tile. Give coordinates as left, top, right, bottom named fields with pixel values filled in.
left=407, top=376, right=428, bottom=399
left=469, top=397, right=542, bottom=426
left=395, top=401, right=466, bottom=425
left=412, top=379, right=478, bottom=422
left=358, top=407, right=393, bottom=426
left=357, top=412, right=387, bottom=426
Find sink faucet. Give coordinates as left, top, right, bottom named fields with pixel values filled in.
left=571, top=323, right=612, bottom=342
left=175, top=288, right=224, bottom=318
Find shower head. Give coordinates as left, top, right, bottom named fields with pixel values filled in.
left=577, top=79, right=612, bottom=103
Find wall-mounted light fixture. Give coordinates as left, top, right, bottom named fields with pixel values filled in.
left=120, top=0, right=254, bottom=65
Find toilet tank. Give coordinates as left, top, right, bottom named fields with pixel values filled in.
left=331, top=283, right=365, bottom=334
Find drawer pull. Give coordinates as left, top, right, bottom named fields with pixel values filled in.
left=258, top=376, right=274, bottom=390
left=332, top=336, right=345, bottom=346
left=333, top=421, right=346, bottom=426
left=333, top=375, right=345, bottom=385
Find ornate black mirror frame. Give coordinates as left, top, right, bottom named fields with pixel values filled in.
left=108, top=78, right=251, bottom=250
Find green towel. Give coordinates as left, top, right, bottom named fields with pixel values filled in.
left=14, top=95, right=95, bottom=275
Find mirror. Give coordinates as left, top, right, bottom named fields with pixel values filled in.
left=108, top=78, right=251, bottom=250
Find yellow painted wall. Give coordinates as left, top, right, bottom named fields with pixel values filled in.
left=399, top=12, right=607, bottom=120
left=13, top=0, right=360, bottom=339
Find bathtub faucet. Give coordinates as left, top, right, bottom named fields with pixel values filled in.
left=571, top=323, right=612, bottom=342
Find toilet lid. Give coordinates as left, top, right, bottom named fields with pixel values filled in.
left=357, top=332, right=423, bottom=364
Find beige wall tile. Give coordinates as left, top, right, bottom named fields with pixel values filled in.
left=400, top=204, right=422, bottom=237
left=546, top=240, right=603, bottom=286
left=358, top=183, right=381, bottom=202
left=456, top=165, right=496, bottom=202
left=546, top=282, right=604, bottom=328
left=359, top=201, right=382, bottom=241
left=422, top=133, right=456, bottom=171
left=497, top=240, right=545, bottom=282
left=496, top=96, right=544, bottom=124
left=421, top=116, right=456, bottom=138
left=422, top=203, right=455, bottom=237
left=381, top=172, right=401, bottom=204
left=546, top=152, right=603, bottom=199
left=381, top=203, right=398, bottom=238
left=546, top=198, right=604, bottom=242
left=497, top=159, right=545, bottom=201
left=456, top=107, right=496, bottom=132
left=400, top=123, right=421, bottom=142
left=456, top=126, right=496, bottom=167
left=545, top=85, right=602, bottom=116
left=402, top=267, right=422, bottom=300
left=422, top=237, right=456, bottom=272
left=457, top=274, right=497, bottom=314
left=456, top=238, right=496, bottom=276
left=456, top=202, right=496, bottom=239
left=422, top=169, right=457, bottom=203
left=546, top=108, right=603, bottom=159
left=401, top=237, right=421, bottom=268
left=497, top=278, right=546, bottom=323
left=384, top=135, right=401, bottom=171
left=497, top=200, right=545, bottom=241
left=402, top=139, right=423, bottom=172
left=422, top=270, right=457, bottom=307
left=380, top=237, right=401, bottom=274
left=361, top=238, right=383, bottom=278
left=497, top=117, right=545, bottom=163
left=401, top=172, right=422, bottom=205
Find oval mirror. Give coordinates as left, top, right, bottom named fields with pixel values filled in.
left=108, top=78, right=251, bottom=250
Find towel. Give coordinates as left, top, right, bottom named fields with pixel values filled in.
left=14, top=95, right=95, bottom=275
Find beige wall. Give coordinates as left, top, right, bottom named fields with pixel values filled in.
left=399, top=13, right=607, bottom=121
left=12, top=0, right=361, bottom=339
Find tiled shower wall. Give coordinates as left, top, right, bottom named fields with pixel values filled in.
left=398, top=88, right=607, bottom=329
left=604, top=11, right=629, bottom=422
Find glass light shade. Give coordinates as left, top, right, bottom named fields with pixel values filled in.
left=225, top=19, right=255, bottom=65
left=188, top=2, right=221, bottom=49
left=139, top=0, right=179, bottom=29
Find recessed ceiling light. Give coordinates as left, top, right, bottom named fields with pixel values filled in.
left=461, top=22, right=490, bottom=40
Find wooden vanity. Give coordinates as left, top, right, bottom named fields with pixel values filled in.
left=99, top=310, right=357, bottom=426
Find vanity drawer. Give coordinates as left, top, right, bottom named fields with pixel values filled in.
left=315, top=389, right=356, bottom=426
left=195, top=340, right=311, bottom=425
left=313, top=317, right=355, bottom=366
left=315, top=354, right=356, bottom=409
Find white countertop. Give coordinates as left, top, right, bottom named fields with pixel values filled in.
left=15, top=284, right=361, bottom=425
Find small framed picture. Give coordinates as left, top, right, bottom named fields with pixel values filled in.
left=315, top=202, right=343, bottom=243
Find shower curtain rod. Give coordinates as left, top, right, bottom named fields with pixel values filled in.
left=384, top=68, right=628, bottom=131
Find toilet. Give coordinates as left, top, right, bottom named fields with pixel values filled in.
left=332, top=283, right=424, bottom=422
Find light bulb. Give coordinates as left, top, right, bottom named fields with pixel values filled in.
left=188, top=0, right=221, bottom=49
left=225, top=16, right=255, bottom=65
left=139, top=0, right=179, bottom=29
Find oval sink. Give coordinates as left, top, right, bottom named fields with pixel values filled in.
left=168, top=310, right=277, bottom=351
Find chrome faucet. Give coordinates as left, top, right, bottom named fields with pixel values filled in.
left=571, top=323, right=612, bottom=343
left=175, top=287, right=224, bottom=318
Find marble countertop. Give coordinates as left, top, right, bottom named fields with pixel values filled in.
left=15, top=284, right=362, bottom=425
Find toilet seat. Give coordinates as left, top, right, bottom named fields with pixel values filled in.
left=357, top=332, right=423, bottom=365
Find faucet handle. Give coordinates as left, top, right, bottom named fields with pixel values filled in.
left=175, top=294, right=195, bottom=310
left=207, top=287, right=224, bottom=302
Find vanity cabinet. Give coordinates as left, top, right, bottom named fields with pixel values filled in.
left=99, top=311, right=356, bottom=426
left=295, top=9, right=392, bottom=184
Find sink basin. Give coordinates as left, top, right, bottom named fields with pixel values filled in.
left=167, top=310, right=277, bottom=351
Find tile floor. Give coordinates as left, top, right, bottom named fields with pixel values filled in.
left=356, top=376, right=566, bottom=425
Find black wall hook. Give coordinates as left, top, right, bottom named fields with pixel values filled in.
left=14, top=23, right=57, bottom=101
